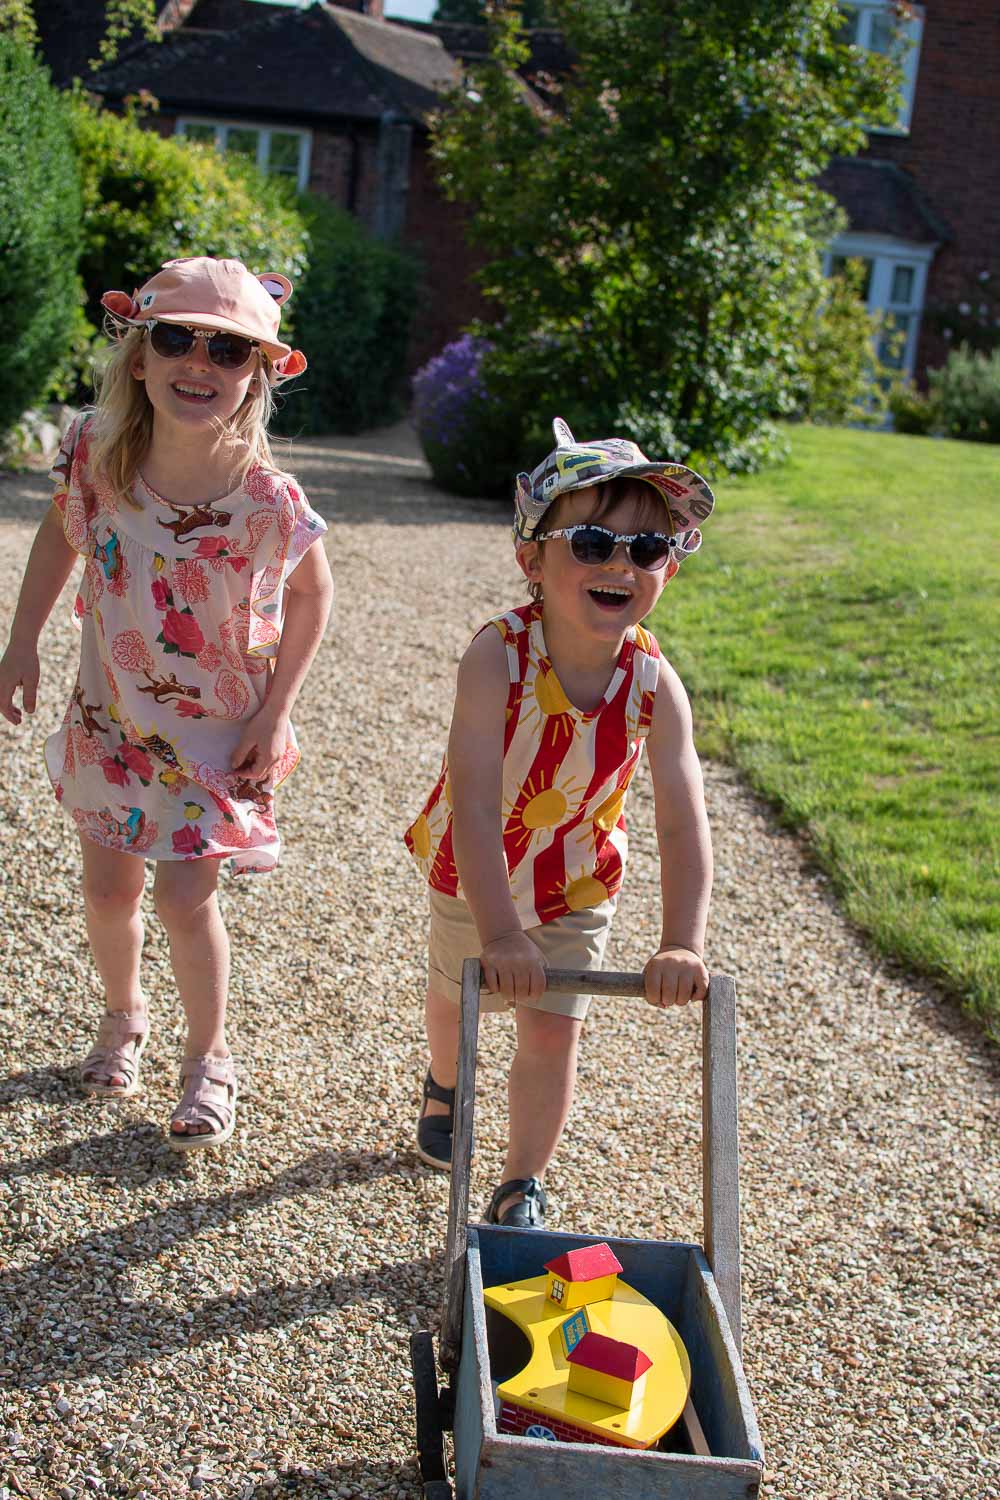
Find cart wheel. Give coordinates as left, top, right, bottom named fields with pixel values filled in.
left=410, top=1329, right=448, bottom=1484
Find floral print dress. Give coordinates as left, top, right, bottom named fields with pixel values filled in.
left=44, top=415, right=327, bottom=873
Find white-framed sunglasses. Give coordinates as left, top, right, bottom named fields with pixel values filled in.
left=534, top=523, right=700, bottom=571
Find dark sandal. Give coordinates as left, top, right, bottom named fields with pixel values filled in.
left=416, top=1069, right=455, bottom=1171
left=485, top=1176, right=547, bottom=1229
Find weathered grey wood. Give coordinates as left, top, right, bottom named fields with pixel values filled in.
left=702, top=974, right=743, bottom=1354
left=440, top=957, right=482, bottom=1373
left=542, top=968, right=647, bottom=996
left=476, top=1437, right=761, bottom=1500
left=452, top=1233, right=495, bottom=1500
left=674, top=1249, right=763, bottom=1468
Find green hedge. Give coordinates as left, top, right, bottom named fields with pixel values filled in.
left=929, top=344, right=1000, bottom=444
left=69, top=95, right=308, bottom=340
left=0, top=37, right=82, bottom=438
left=274, top=193, right=420, bottom=435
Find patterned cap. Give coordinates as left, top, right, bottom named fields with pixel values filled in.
left=514, top=417, right=715, bottom=548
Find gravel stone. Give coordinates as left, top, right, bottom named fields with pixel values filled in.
left=1, top=424, right=998, bottom=1500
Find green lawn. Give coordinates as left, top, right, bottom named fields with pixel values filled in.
left=652, top=424, right=1000, bottom=1038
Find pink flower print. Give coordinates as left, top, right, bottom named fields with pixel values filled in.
left=160, top=608, right=205, bottom=657
left=151, top=576, right=172, bottom=611
left=209, top=819, right=255, bottom=849
left=173, top=559, right=209, bottom=604
left=112, top=630, right=154, bottom=675
left=228, top=554, right=249, bottom=573
left=172, top=822, right=208, bottom=856
left=119, top=743, right=155, bottom=783
left=195, top=641, right=222, bottom=672
left=174, top=697, right=208, bottom=719
left=193, top=536, right=229, bottom=559
left=100, top=754, right=130, bottom=788
left=73, top=593, right=85, bottom=619
left=74, top=724, right=104, bottom=767
left=246, top=467, right=281, bottom=506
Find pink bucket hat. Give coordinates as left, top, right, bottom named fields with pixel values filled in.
left=514, top=417, right=714, bottom=550
left=101, top=256, right=307, bottom=379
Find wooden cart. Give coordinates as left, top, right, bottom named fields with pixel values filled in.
left=409, top=963, right=764, bottom=1499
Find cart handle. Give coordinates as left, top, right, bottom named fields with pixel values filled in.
left=440, top=964, right=743, bottom=1374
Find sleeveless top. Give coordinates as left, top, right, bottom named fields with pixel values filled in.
left=404, top=601, right=660, bottom=926
left=43, top=413, right=327, bottom=873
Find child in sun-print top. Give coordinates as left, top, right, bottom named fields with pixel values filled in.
left=0, top=257, right=333, bottom=1152
left=404, top=417, right=715, bottom=1229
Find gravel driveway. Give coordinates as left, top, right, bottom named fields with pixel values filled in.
left=1, top=423, right=997, bottom=1500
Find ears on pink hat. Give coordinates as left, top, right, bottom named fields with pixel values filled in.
left=258, top=273, right=292, bottom=305
left=270, top=350, right=307, bottom=381
left=101, top=290, right=141, bottom=320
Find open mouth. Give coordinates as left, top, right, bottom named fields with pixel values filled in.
left=172, top=381, right=217, bottom=404
left=588, top=585, right=632, bottom=611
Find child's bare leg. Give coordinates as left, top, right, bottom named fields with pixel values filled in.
left=499, top=1006, right=582, bottom=1217
left=423, top=986, right=460, bottom=1114
left=153, top=858, right=229, bottom=1135
left=79, top=837, right=148, bottom=1086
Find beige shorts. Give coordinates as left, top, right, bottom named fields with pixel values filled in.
left=427, top=888, right=617, bottom=1020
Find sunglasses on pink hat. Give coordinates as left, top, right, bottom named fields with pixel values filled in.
left=101, top=256, right=307, bottom=382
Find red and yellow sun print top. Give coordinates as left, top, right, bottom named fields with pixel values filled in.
left=404, top=602, right=660, bottom=926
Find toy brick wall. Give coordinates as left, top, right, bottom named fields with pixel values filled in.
left=498, top=1400, right=627, bottom=1450
left=862, top=0, right=1000, bottom=375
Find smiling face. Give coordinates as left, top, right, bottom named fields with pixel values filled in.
left=517, top=479, right=675, bottom=646
left=130, top=324, right=258, bottom=433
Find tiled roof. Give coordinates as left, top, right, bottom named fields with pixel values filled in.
left=566, top=1331, right=652, bottom=1381
left=819, top=157, right=950, bottom=245
left=89, top=2, right=460, bottom=125
left=544, top=1242, right=623, bottom=1282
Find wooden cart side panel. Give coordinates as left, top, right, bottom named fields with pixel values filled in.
left=676, top=1249, right=764, bottom=1468
left=475, top=1432, right=763, bottom=1500
left=453, top=1236, right=495, bottom=1500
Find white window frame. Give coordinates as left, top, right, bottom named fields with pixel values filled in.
left=824, top=231, right=934, bottom=380
left=840, top=1, right=924, bottom=134
left=176, top=116, right=312, bottom=191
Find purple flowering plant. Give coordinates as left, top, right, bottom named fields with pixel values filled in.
left=412, top=335, right=522, bottom=497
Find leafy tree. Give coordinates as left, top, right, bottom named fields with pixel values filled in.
left=435, top=0, right=553, bottom=25
left=0, top=0, right=158, bottom=69
left=430, top=0, right=904, bottom=470
left=0, top=35, right=82, bottom=437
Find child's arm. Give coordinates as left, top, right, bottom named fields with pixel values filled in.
left=0, top=503, right=80, bottom=726
left=448, top=626, right=547, bottom=1004
left=230, top=542, right=334, bottom=779
left=642, top=655, right=713, bottom=1007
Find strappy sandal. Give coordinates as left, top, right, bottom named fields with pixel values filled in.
left=79, top=1010, right=150, bottom=1097
left=168, top=1053, right=237, bottom=1152
left=416, top=1069, right=455, bottom=1172
left=485, top=1176, right=548, bottom=1229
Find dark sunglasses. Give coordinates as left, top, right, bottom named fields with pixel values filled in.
left=147, top=321, right=259, bottom=371
left=535, top=523, right=682, bottom=571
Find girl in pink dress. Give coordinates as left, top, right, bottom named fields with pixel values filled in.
left=0, top=257, right=333, bottom=1150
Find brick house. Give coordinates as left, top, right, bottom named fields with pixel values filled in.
left=37, top=0, right=998, bottom=386
left=818, top=0, right=999, bottom=384
left=63, top=0, right=502, bottom=368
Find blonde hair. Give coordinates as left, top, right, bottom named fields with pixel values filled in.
left=87, top=326, right=287, bottom=506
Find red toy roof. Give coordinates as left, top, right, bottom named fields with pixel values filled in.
left=544, top=1242, right=623, bottom=1282
left=566, top=1331, right=652, bottom=1381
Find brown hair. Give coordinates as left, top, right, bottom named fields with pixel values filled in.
left=524, top=478, right=670, bottom=602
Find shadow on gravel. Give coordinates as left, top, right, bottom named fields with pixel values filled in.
left=0, top=1063, right=83, bottom=1108
left=240, top=1459, right=423, bottom=1498
left=1, top=1147, right=445, bottom=1389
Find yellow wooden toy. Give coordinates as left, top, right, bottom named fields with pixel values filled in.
left=483, top=1242, right=691, bottom=1451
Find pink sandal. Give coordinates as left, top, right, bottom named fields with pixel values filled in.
left=168, top=1054, right=237, bottom=1152
left=79, top=1010, right=150, bottom=1097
